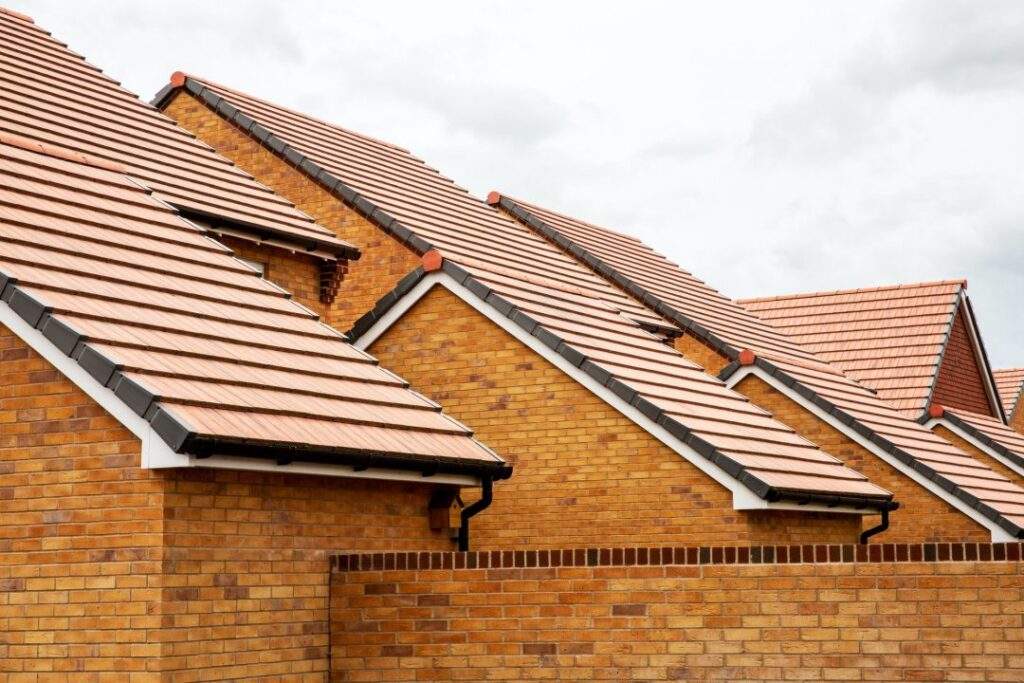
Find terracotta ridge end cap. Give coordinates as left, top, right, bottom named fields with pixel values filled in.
left=170, top=71, right=188, bottom=88
left=928, top=404, right=945, bottom=419
left=422, top=249, right=444, bottom=272
left=0, top=132, right=127, bottom=174
left=738, top=349, right=757, bottom=366
left=486, top=191, right=502, bottom=206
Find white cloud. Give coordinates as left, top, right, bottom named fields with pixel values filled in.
left=13, top=0, right=1023, bottom=366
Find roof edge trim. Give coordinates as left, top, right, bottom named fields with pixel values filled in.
left=922, top=412, right=1024, bottom=481
left=724, top=363, right=1023, bottom=541
left=491, top=193, right=741, bottom=362
left=348, top=264, right=895, bottom=514
left=153, top=76, right=434, bottom=258
left=0, top=272, right=503, bottom=483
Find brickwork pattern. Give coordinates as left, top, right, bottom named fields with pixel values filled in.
left=1012, top=403, right=1024, bottom=437
left=0, top=323, right=163, bottom=681
left=330, top=549, right=1024, bottom=681
left=368, top=286, right=862, bottom=548
left=0, top=324, right=452, bottom=681
left=162, top=92, right=421, bottom=332
left=933, top=310, right=997, bottom=418
left=734, top=375, right=989, bottom=542
left=219, top=234, right=325, bottom=316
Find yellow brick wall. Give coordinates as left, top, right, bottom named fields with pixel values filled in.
left=0, top=323, right=452, bottom=681
left=932, top=424, right=1024, bottom=489
left=0, top=323, right=164, bottom=682
left=368, top=286, right=862, bottom=547
left=1011, top=405, right=1024, bottom=436
left=674, top=333, right=731, bottom=375
left=162, top=92, right=420, bottom=332
left=735, top=375, right=989, bottom=542
left=219, top=234, right=326, bottom=317
left=332, top=552, right=1024, bottom=681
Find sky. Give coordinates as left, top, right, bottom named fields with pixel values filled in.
left=14, top=0, right=1024, bottom=366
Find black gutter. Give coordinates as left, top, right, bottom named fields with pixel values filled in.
left=490, top=197, right=1024, bottom=540
left=721, top=357, right=1024, bottom=539
left=859, top=507, right=892, bottom=544
left=345, top=259, right=897, bottom=514
left=153, top=77, right=436, bottom=258
left=924, top=409, right=1024, bottom=476
left=458, top=477, right=494, bottom=551
left=0, top=271, right=510, bottom=483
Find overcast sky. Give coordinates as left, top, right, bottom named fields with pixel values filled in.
left=15, top=0, right=1024, bottom=366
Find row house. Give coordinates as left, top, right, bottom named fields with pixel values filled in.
left=154, top=74, right=1024, bottom=543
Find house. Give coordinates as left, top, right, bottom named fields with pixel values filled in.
left=152, top=74, right=907, bottom=549
left=0, top=8, right=507, bottom=680
left=742, top=280, right=1024, bottom=500
left=153, top=74, right=1024, bottom=543
left=487, top=195, right=1024, bottom=541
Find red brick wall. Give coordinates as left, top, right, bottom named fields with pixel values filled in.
left=933, top=309, right=998, bottom=417
left=330, top=544, right=1024, bottom=681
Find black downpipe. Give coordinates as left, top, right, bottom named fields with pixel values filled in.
left=458, top=478, right=493, bottom=551
left=859, top=507, right=892, bottom=544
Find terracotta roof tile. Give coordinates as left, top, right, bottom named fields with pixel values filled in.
left=944, top=409, right=1024, bottom=482
left=0, top=136, right=505, bottom=477
left=0, top=10, right=355, bottom=256
left=741, top=281, right=967, bottom=415
left=486, top=194, right=1024, bottom=537
left=168, top=77, right=898, bottom=507
left=994, top=368, right=1024, bottom=419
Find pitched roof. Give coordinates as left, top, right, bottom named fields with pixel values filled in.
left=488, top=194, right=1024, bottom=537
left=0, top=8, right=354, bottom=257
left=0, top=134, right=506, bottom=478
left=740, top=281, right=966, bottom=415
left=938, top=409, right=1024, bottom=477
left=156, top=74, right=897, bottom=509
left=994, top=368, right=1024, bottom=419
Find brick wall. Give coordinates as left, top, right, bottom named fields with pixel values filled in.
left=162, top=92, right=421, bottom=332
left=734, top=375, right=989, bottom=542
left=1011, top=403, right=1024, bottom=437
left=368, top=285, right=862, bottom=548
left=0, top=323, right=164, bottom=681
left=218, top=234, right=327, bottom=317
left=933, top=309, right=997, bottom=418
left=330, top=544, right=1024, bottom=681
left=0, top=323, right=453, bottom=680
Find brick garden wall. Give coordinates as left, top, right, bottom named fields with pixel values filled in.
left=330, top=543, right=1024, bottom=681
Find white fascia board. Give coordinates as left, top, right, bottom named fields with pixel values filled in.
left=725, top=365, right=1015, bottom=542
left=923, top=417, right=1024, bottom=480
left=354, top=272, right=873, bottom=516
left=0, top=300, right=476, bottom=486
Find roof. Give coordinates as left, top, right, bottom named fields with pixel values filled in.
left=0, top=8, right=355, bottom=257
left=740, top=280, right=967, bottom=415
left=937, top=409, right=1024, bottom=477
left=155, top=74, right=897, bottom=509
left=994, top=368, right=1024, bottom=419
left=0, top=133, right=507, bottom=478
left=488, top=194, right=1024, bottom=538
